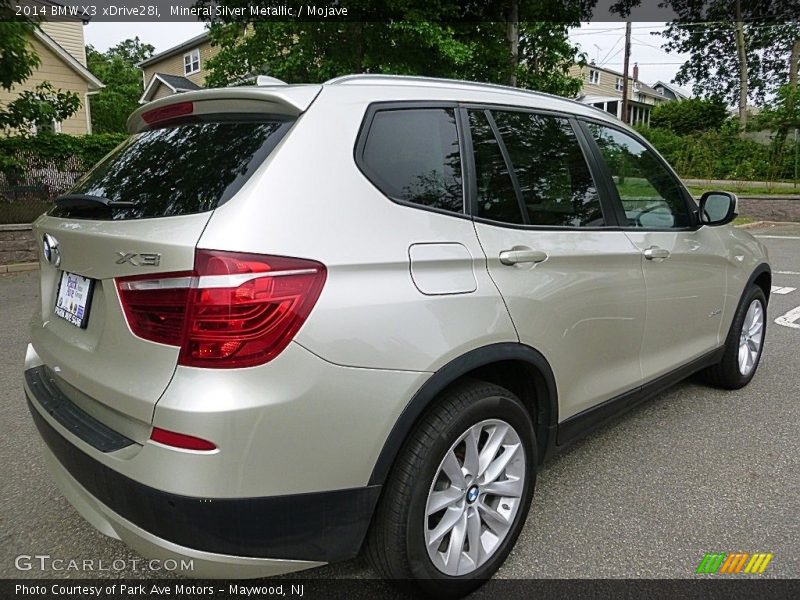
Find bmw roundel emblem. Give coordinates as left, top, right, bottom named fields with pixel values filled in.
left=42, top=233, right=61, bottom=268
left=467, top=485, right=479, bottom=504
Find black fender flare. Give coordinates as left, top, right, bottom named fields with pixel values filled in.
left=744, top=262, right=771, bottom=305
left=367, top=342, right=558, bottom=486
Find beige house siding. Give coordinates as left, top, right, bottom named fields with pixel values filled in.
left=40, top=21, right=87, bottom=66
left=570, top=64, right=666, bottom=107
left=142, top=40, right=219, bottom=89
left=152, top=82, right=174, bottom=101
left=0, top=35, right=89, bottom=135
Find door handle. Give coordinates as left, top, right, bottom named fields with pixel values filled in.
left=499, top=248, right=548, bottom=265
left=643, top=246, right=671, bottom=260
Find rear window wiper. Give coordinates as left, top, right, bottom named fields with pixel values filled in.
left=55, top=194, right=137, bottom=209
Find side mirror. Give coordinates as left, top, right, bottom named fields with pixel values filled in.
left=699, top=191, right=738, bottom=226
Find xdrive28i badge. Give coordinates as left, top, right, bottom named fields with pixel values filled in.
left=42, top=234, right=61, bottom=268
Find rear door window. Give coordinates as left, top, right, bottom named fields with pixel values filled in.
left=51, top=118, right=293, bottom=220
left=489, top=110, right=604, bottom=227
left=359, top=108, right=464, bottom=213
left=469, top=110, right=524, bottom=224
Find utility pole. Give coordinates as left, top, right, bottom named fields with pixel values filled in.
left=621, top=21, right=632, bottom=124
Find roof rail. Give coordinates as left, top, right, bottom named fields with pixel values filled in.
left=323, top=73, right=589, bottom=109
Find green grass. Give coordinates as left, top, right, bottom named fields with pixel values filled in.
left=732, top=215, right=758, bottom=226
left=687, top=185, right=799, bottom=197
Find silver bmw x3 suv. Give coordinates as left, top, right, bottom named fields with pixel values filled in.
left=24, top=75, right=770, bottom=595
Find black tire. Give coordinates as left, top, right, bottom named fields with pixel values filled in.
left=365, top=379, right=536, bottom=598
left=703, top=285, right=767, bottom=389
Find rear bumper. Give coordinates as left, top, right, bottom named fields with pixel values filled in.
left=26, top=370, right=382, bottom=575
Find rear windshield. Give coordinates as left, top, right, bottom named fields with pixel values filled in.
left=50, top=118, right=293, bottom=220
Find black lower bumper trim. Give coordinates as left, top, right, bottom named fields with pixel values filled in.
left=25, top=366, right=134, bottom=452
left=26, top=395, right=381, bottom=563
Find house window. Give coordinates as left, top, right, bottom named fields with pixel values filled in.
left=183, top=49, right=200, bottom=75
left=588, top=69, right=599, bottom=84
left=31, top=119, right=62, bottom=135
left=658, top=87, right=665, bottom=95
left=615, top=77, right=624, bottom=92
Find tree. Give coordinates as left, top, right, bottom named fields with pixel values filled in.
left=0, top=15, right=40, bottom=91
left=0, top=82, right=80, bottom=133
left=658, top=1, right=800, bottom=130
left=201, top=1, right=585, bottom=97
left=86, top=37, right=154, bottom=133
left=650, top=97, right=729, bottom=136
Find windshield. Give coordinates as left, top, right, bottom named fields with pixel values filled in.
left=50, top=118, right=293, bottom=220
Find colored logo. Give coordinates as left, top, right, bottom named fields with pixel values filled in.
left=696, top=552, right=773, bottom=574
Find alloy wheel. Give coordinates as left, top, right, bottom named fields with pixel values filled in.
left=424, top=419, right=526, bottom=576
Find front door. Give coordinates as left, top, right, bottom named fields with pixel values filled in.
left=583, top=122, right=729, bottom=382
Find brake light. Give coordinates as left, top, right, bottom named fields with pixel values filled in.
left=116, top=250, right=326, bottom=368
left=150, top=427, right=216, bottom=451
left=141, top=101, right=193, bottom=125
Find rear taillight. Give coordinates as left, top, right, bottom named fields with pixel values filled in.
left=116, top=250, right=326, bottom=368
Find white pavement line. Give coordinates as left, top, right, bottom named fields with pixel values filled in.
left=754, top=235, right=800, bottom=240
left=775, top=306, right=800, bottom=329
left=776, top=270, right=800, bottom=276
left=771, top=286, right=797, bottom=295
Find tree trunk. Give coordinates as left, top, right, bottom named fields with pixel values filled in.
left=734, top=1, right=748, bottom=131
left=506, top=0, right=519, bottom=86
left=790, top=38, right=800, bottom=91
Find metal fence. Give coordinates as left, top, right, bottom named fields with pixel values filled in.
left=0, top=153, right=87, bottom=224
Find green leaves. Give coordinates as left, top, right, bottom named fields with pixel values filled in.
left=650, top=98, right=729, bottom=136
left=0, top=21, right=40, bottom=91
left=202, top=4, right=584, bottom=98
left=86, top=37, right=154, bottom=133
left=658, top=18, right=800, bottom=108
left=0, top=82, right=80, bottom=134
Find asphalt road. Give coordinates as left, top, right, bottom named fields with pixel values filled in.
left=1, top=225, right=798, bottom=581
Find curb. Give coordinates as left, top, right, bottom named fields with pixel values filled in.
left=735, top=221, right=765, bottom=229
left=0, top=262, right=39, bottom=274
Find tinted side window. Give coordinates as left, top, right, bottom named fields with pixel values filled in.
left=469, top=110, right=523, bottom=224
left=361, top=108, right=463, bottom=213
left=588, top=123, right=691, bottom=228
left=492, top=111, right=604, bottom=227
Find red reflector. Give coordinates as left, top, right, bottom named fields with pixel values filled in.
left=150, top=427, right=216, bottom=451
left=142, top=101, right=193, bottom=124
left=116, top=250, right=327, bottom=369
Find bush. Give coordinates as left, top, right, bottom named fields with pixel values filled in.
left=649, top=97, right=729, bottom=136
left=0, top=132, right=128, bottom=224
left=635, top=124, right=794, bottom=182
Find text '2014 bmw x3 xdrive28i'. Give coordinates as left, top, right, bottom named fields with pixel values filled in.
left=24, top=75, right=770, bottom=596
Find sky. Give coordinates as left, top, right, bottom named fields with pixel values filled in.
left=84, top=21, right=693, bottom=94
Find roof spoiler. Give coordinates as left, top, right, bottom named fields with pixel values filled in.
left=127, top=85, right=321, bottom=134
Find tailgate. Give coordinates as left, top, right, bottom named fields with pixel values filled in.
left=30, top=214, right=210, bottom=424
left=27, top=93, right=308, bottom=425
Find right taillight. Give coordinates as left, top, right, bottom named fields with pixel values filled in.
left=116, top=250, right=326, bottom=368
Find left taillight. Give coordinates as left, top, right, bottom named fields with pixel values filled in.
left=116, top=250, right=326, bottom=368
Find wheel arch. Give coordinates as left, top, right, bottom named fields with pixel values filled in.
left=367, top=342, right=559, bottom=486
left=749, top=263, right=771, bottom=305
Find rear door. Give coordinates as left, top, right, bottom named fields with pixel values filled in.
left=30, top=92, right=312, bottom=424
left=466, top=107, right=646, bottom=421
left=582, top=121, right=728, bottom=382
